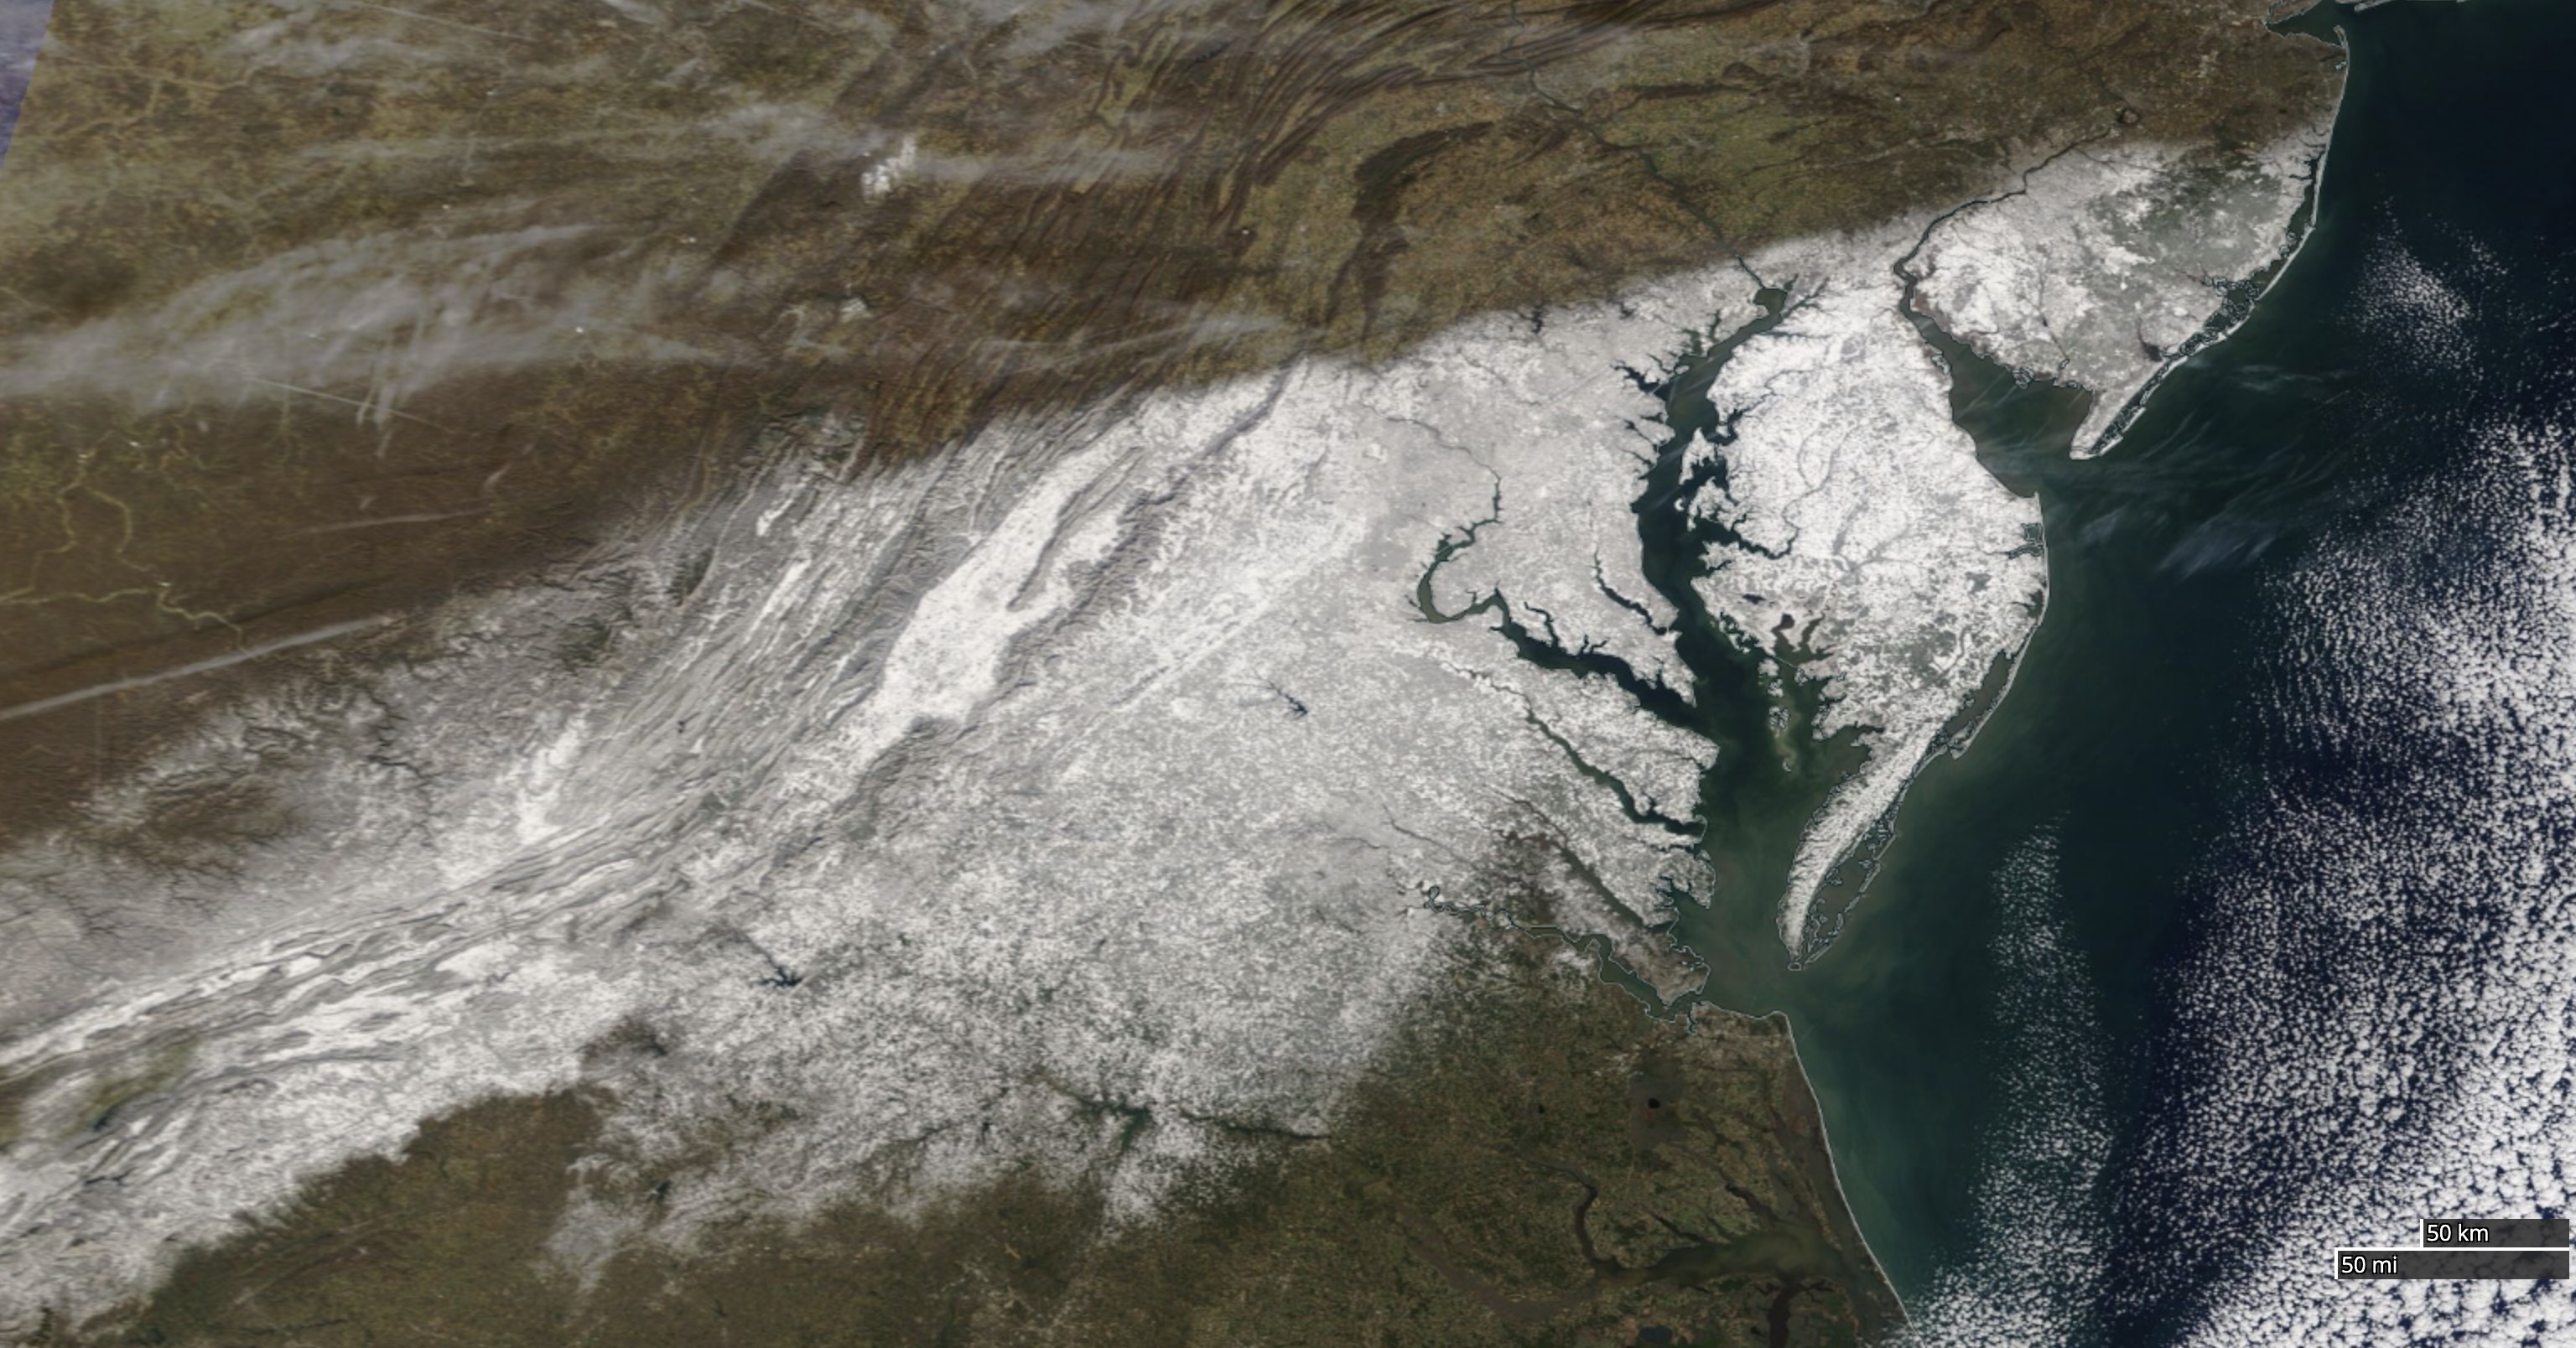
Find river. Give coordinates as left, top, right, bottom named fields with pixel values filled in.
left=1648, top=3, right=2576, bottom=1340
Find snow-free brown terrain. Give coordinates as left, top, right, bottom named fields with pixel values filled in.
left=0, top=0, right=2345, bottom=1340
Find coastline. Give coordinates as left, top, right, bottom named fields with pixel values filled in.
left=0, top=0, right=2355, bottom=1339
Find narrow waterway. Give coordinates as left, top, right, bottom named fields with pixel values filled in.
left=1447, top=0, right=2576, bottom=1336
left=1650, top=3, right=2576, bottom=1342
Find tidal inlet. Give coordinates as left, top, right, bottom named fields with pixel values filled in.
left=0, top=0, right=2340, bottom=1343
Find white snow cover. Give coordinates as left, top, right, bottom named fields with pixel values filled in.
left=1692, top=226, right=2046, bottom=953
left=1914, top=127, right=2333, bottom=457
left=0, top=123, right=2335, bottom=1325
left=0, top=282, right=1732, bottom=1329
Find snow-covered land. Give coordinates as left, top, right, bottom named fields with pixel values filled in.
left=1690, top=227, right=2045, bottom=953
left=1914, top=129, right=2333, bottom=457
left=0, top=123, right=2332, bottom=1329
left=0, top=280, right=1726, bottom=1327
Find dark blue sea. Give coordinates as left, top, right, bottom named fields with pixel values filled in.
left=1679, top=2, right=2576, bottom=1341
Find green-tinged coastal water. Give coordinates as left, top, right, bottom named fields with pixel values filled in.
left=1662, top=3, right=2576, bottom=1340
left=9, top=0, right=2560, bottom=1341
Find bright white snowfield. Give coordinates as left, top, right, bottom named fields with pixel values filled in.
left=1698, top=227, right=2044, bottom=954
left=0, top=126, right=2325, bottom=1328
left=1914, top=129, right=2332, bottom=457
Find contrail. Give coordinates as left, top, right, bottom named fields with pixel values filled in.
left=0, top=617, right=392, bottom=723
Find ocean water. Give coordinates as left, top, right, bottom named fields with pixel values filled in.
left=0, top=0, right=2556, bottom=1340
left=1675, top=2, right=2576, bottom=1342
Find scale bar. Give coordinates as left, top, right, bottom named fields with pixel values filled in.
left=2336, top=1248, right=2568, bottom=1280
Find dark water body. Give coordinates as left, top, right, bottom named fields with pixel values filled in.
left=1651, top=2, right=2576, bottom=1340
left=0, top=0, right=49, bottom=162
